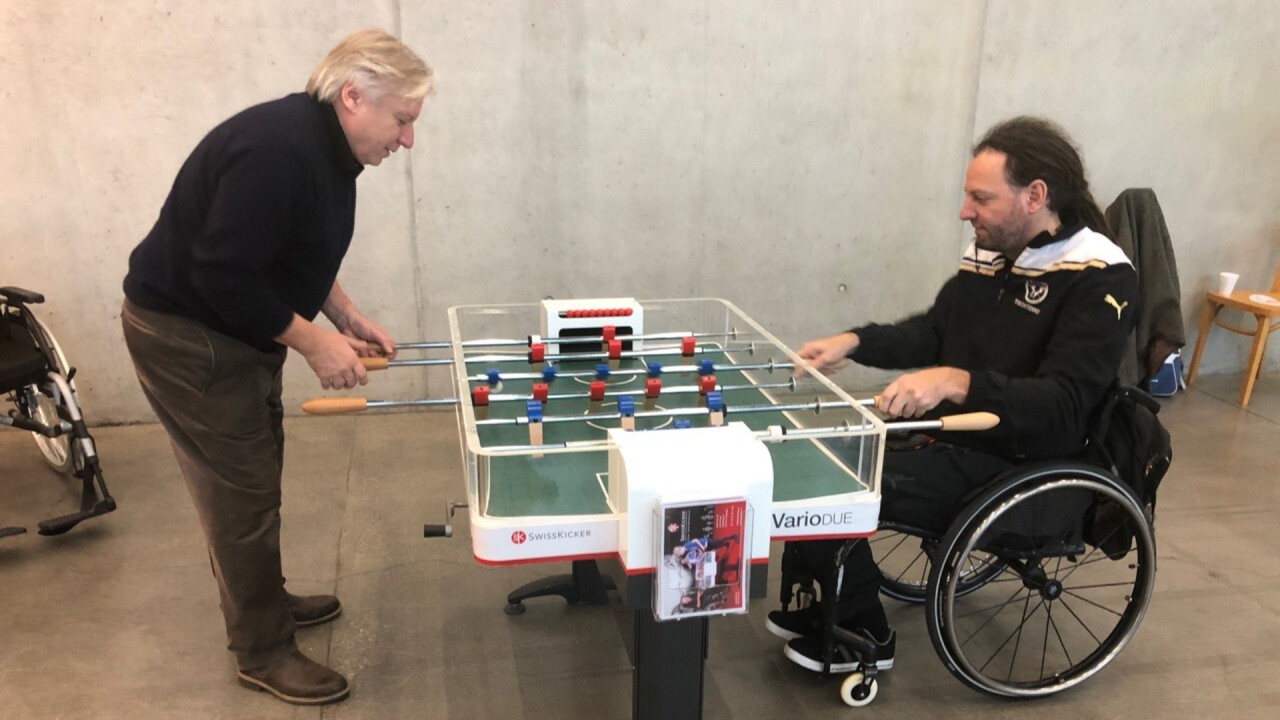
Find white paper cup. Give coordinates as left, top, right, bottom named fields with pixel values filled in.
left=1218, top=272, right=1240, bottom=295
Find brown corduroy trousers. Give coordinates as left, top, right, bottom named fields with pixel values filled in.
left=121, top=299, right=296, bottom=670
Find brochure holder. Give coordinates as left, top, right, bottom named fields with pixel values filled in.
left=652, top=498, right=753, bottom=621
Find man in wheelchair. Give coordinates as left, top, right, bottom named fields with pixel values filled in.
left=777, top=117, right=1140, bottom=687
left=1, top=286, right=117, bottom=539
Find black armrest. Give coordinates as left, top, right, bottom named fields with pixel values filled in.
left=0, top=286, right=45, bottom=305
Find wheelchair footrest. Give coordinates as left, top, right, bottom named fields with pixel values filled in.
left=36, top=499, right=117, bottom=536
left=1, top=525, right=28, bottom=540
left=829, top=626, right=882, bottom=675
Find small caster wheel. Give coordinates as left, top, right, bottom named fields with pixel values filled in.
left=504, top=602, right=526, bottom=615
left=840, top=672, right=878, bottom=707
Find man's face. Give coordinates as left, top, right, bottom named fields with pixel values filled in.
left=959, top=150, right=1034, bottom=256
left=337, top=83, right=424, bottom=166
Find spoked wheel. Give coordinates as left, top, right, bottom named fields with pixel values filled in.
left=21, top=383, right=73, bottom=474
left=873, top=523, right=1004, bottom=603
left=926, top=466, right=1156, bottom=698
left=24, top=315, right=76, bottom=475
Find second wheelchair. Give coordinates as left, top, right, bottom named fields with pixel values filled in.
left=1, top=286, right=116, bottom=539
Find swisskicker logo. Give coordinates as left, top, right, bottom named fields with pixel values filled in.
left=509, top=528, right=592, bottom=544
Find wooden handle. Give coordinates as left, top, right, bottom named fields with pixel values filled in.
left=302, top=397, right=369, bottom=415
left=937, top=411, right=1000, bottom=432
left=361, top=357, right=390, bottom=371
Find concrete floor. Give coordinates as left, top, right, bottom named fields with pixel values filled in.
left=1, top=372, right=1278, bottom=720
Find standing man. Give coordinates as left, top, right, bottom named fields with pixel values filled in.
left=768, top=117, right=1138, bottom=673
left=121, top=29, right=432, bottom=705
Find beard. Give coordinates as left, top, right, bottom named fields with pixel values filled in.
left=972, top=205, right=1033, bottom=258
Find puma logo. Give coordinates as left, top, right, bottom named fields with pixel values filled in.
left=1104, top=294, right=1128, bottom=320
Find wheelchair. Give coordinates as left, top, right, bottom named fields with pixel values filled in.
left=780, top=386, right=1166, bottom=707
left=1, top=286, right=116, bottom=539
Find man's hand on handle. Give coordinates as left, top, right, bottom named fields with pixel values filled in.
left=277, top=315, right=371, bottom=390
left=322, top=281, right=398, bottom=360
left=338, top=311, right=397, bottom=359
left=878, top=367, right=971, bottom=418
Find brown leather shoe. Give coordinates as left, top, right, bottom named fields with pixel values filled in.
left=286, top=592, right=342, bottom=627
left=237, top=650, right=350, bottom=705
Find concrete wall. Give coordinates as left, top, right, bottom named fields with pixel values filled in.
left=2, top=0, right=1278, bottom=424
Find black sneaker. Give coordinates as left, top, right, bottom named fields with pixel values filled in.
left=783, top=628, right=896, bottom=673
left=765, top=603, right=822, bottom=640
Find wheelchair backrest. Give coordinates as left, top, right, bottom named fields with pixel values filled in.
left=0, top=305, right=51, bottom=394
left=1078, top=384, right=1172, bottom=559
left=0, top=305, right=26, bottom=345
left=1086, top=383, right=1173, bottom=514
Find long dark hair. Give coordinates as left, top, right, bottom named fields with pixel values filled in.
left=974, top=117, right=1110, bottom=238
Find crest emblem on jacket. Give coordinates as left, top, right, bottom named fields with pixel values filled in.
left=1024, top=280, right=1049, bottom=305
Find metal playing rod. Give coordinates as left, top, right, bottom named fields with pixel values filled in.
left=302, top=397, right=459, bottom=414
left=474, top=397, right=861, bottom=426
left=363, top=346, right=752, bottom=371
left=463, top=359, right=795, bottom=382
left=361, top=345, right=752, bottom=370
left=478, top=412, right=1000, bottom=453
left=464, top=343, right=746, bottom=365
left=301, top=392, right=986, bottom=434
left=396, top=329, right=741, bottom=350
left=300, top=390, right=859, bottom=417
left=484, top=378, right=799, bottom=404
left=362, top=357, right=454, bottom=370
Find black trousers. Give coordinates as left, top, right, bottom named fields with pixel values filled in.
left=783, top=440, right=1013, bottom=620
left=122, top=300, right=296, bottom=669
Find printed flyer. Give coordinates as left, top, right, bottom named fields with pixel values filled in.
left=655, top=498, right=750, bottom=620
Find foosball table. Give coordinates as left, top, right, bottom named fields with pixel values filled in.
left=304, top=297, right=996, bottom=719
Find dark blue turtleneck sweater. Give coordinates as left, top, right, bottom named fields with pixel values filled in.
left=124, top=92, right=363, bottom=351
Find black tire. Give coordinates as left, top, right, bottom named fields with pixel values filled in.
left=25, top=315, right=76, bottom=475
left=925, top=463, right=1156, bottom=698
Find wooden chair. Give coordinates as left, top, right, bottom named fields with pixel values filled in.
left=1186, top=267, right=1280, bottom=406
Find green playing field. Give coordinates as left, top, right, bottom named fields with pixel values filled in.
left=469, top=355, right=870, bottom=518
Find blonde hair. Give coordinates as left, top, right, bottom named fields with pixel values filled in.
left=307, top=29, right=433, bottom=103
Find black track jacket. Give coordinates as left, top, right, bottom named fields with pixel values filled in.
left=851, top=223, right=1138, bottom=461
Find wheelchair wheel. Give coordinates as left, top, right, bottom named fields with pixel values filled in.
left=873, top=523, right=1004, bottom=604
left=24, top=314, right=76, bottom=475
left=925, top=464, right=1156, bottom=698
left=839, top=672, right=878, bottom=707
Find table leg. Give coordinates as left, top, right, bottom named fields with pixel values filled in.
left=504, top=559, right=614, bottom=615
left=607, top=559, right=768, bottom=720
left=630, top=609, right=709, bottom=720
